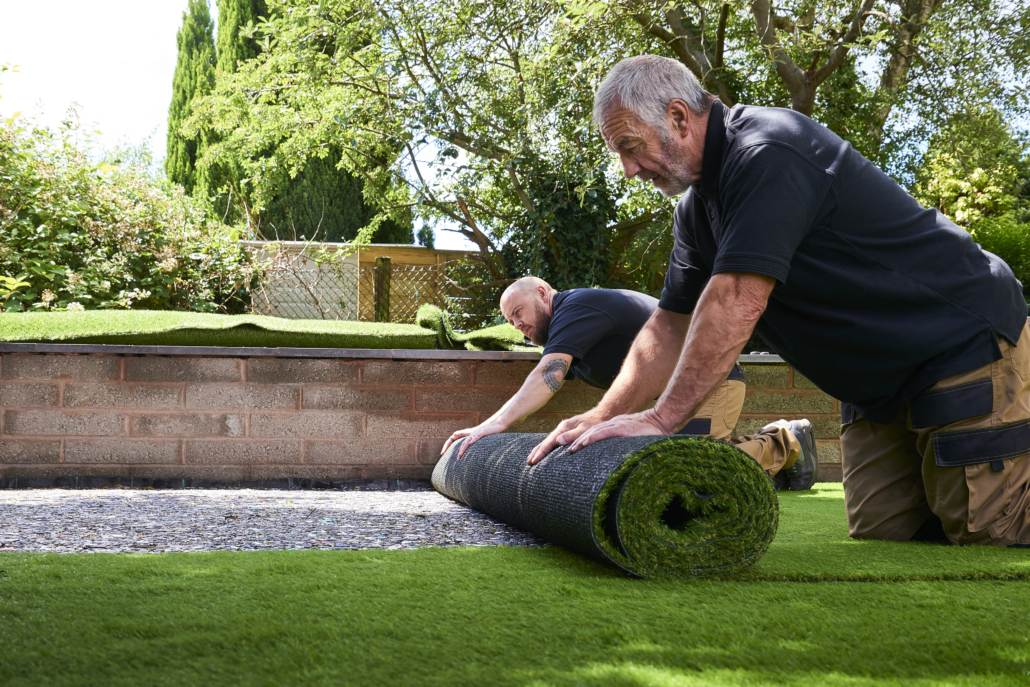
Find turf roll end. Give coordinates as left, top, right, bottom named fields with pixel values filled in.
left=433, top=434, right=778, bottom=578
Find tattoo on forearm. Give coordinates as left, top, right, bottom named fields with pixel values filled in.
left=541, top=359, right=569, bottom=393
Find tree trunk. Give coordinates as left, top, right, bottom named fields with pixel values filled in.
left=867, top=0, right=946, bottom=149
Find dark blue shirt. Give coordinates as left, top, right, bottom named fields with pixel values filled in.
left=658, top=101, right=1026, bottom=423
left=544, top=288, right=745, bottom=390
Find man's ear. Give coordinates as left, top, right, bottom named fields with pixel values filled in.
left=668, top=99, right=690, bottom=138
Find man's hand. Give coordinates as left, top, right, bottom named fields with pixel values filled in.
left=567, top=409, right=668, bottom=452
left=526, top=409, right=606, bottom=464
left=442, top=420, right=508, bottom=459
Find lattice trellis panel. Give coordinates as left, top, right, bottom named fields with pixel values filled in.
left=254, top=256, right=500, bottom=329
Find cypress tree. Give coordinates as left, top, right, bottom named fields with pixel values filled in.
left=216, top=0, right=267, bottom=73
left=262, top=150, right=414, bottom=244
left=165, top=0, right=216, bottom=195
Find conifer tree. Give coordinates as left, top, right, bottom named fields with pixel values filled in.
left=165, top=0, right=216, bottom=195
left=262, top=151, right=414, bottom=244
left=216, top=0, right=267, bottom=73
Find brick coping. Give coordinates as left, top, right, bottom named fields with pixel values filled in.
left=0, top=342, right=785, bottom=363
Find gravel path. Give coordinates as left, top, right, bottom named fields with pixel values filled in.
left=0, top=488, right=545, bottom=553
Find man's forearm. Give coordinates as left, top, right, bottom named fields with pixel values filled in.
left=651, top=273, right=774, bottom=431
left=593, top=309, right=692, bottom=420
left=493, top=354, right=573, bottom=427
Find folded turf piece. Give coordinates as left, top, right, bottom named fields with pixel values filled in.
left=433, top=433, right=778, bottom=578
left=414, top=304, right=538, bottom=352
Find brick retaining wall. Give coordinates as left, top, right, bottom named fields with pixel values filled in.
left=0, top=351, right=841, bottom=485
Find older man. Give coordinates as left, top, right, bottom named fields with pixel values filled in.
left=442, top=276, right=820, bottom=489
left=527, top=55, right=1030, bottom=547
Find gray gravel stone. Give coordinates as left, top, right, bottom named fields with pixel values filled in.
left=0, top=489, right=545, bottom=553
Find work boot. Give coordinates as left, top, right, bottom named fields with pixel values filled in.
left=770, top=470, right=789, bottom=491
left=784, top=419, right=819, bottom=490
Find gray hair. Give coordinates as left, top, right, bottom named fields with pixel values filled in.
left=593, top=56, right=713, bottom=137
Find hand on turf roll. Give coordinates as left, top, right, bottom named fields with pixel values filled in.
left=567, top=409, right=669, bottom=453
left=442, top=420, right=509, bottom=460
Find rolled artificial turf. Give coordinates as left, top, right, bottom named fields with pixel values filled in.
left=433, top=434, right=778, bottom=578
left=0, top=305, right=538, bottom=351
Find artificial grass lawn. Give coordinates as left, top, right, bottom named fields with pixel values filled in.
left=1, top=485, right=1027, bottom=686
left=0, top=307, right=537, bottom=351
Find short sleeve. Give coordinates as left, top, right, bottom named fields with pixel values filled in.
left=543, top=302, right=616, bottom=360
left=712, top=144, right=833, bottom=282
left=658, top=195, right=711, bottom=314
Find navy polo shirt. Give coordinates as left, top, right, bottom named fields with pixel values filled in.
left=543, top=288, right=745, bottom=390
left=659, top=100, right=1026, bottom=423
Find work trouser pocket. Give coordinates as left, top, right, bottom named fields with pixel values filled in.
left=911, top=379, right=993, bottom=430
left=912, top=376, right=1019, bottom=536
left=840, top=402, right=859, bottom=428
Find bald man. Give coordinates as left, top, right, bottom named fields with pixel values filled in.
left=442, top=276, right=819, bottom=489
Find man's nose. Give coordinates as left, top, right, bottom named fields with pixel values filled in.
left=619, top=152, right=641, bottom=179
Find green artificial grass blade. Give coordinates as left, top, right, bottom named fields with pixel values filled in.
left=0, top=308, right=541, bottom=351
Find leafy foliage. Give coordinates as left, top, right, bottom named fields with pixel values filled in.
left=166, top=0, right=217, bottom=196
left=191, top=0, right=672, bottom=293
left=189, top=0, right=1027, bottom=305
left=913, top=108, right=1030, bottom=296
left=261, top=148, right=414, bottom=243
left=0, top=116, right=255, bottom=313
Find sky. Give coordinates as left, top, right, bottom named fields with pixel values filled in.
left=0, top=0, right=475, bottom=250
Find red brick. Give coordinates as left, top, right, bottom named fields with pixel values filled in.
left=366, top=414, right=475, bottom=439
left=0, top=383, right=59, bottom=407
left=304, top=440, right=418, bottom=465
left=2, top=355, right=119, bottom=381
left=474, top=361, right=536, bottom=386
left=250, top=412, right=362, bottom=438
left=0, top=440, right=61, bottom=463
left=64, top=383, right=181, bottom=409
left=65, top=439, right=180, bottom=464
left=416, top=389, right=510, bottom=413
left=4, top=410, right=123, bottom=436
left=418, top=440, right=447, bottom=465
left=816, top=440, right=842, bottom=464
left=302, top=387, right=412, bottom=411
left=186, top=384, right=297, bottom=410
left=130, top=413, right=245, bottom=437
left=246, top=464, right=432, bottom=481
left=125, top=357, right=241, bottom=383
left=246, top=359, right=358, bottom=384
left=362, top=361, right=470, bottom=386
left=742, top=390, right=834, bottom=414
left=816, top=462, right=843, bottom=482
left=547, top=387, right=606, bottom=413
left=742, top=364, right=790, bottom=388
left=184, top=440, right=301, bottom=465
left=506, top=414, right=573, bottom=434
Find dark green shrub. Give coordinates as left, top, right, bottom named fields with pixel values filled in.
left=0, top=117, right=255, bottom=313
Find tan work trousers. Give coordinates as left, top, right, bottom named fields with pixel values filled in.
left=691, top=379, right=800, bottom=476
left=841, top=323, right=1030, bottom=546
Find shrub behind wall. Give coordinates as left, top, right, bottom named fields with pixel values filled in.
left=0, top=116, right=255, bottom=313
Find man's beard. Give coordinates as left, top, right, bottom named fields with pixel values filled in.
left=527, top=303, right=551, bottom=346
left=651, top=140, right=695, bottom=197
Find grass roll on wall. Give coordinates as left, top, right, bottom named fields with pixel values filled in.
left=433, top=434, right=778, bottom=578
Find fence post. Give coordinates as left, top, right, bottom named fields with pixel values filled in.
left=374, top=256, right=391, bottom=322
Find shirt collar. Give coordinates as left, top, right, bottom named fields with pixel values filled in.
left=697, top=99, right=727, bottom=196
